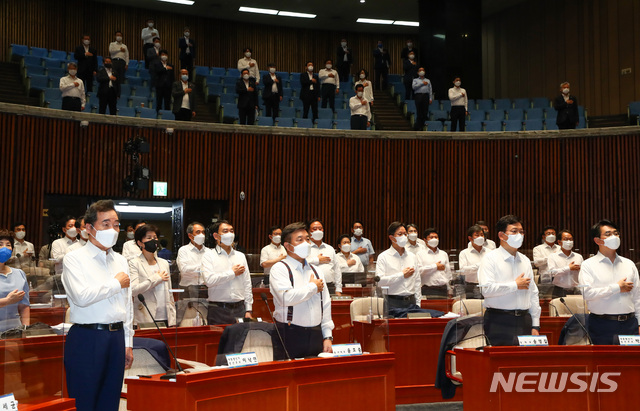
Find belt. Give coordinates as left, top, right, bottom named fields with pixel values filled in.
left=486, top=307, right=529, bottom=316
left=62, top=96, right=81, bottom=100
left=387, top=294, right=415, bottom=302
left=591, top=313, right=635, bottom=322
left=211, top=300, right=244, bottom=310
left=112, top=58, right=125, bottom=61
left=77, top=322, right=123, bottom=331
left=352, top=114, right=367, bottom=118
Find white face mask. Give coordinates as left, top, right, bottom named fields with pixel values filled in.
left=326, top=64, right=332, bottom=69
left=220, top=232, right=235, bottom=247
left=154, top=42, right=161, bottom=49
left=454, top=81, right=461, bottom=87
left=242, top=74, right=250, bottom=80
left=408, top=233, right=418, bottom=242
left=603, top=235, right=620, bottom=250
left=407, top=42, right=413, bottom=48
left=409, top=55, right=415, bottom=60
left=148, top=22, right=154, bottom=28
left=311, top=230, right=324, bottom=241
left=271, top=235, right=281, bottom=244
left=161, top=55, right=168, bottom=62
left=473, top=236, right=485, bottom=246
left=546, top=235, right=556, bottom=244
left=116, top=36, right=122, bottom=42
left=395, top=235, right=408, bottom=248
left=307, top=66, right=314, bottom=72
left=292, top=242, right=311, bottom=259
left=418, top=71, right=425, bottom=76
left=92, top=228, right=119, bottom=249
left=359, top=73, right=365, bottom=79
left=83, top=40, right=90, bottom=46
left=341, top=244, right=351, bottom=253
left=341, top=42, right=347, bottom=47
left=193, top=233, right=205, bottom=246
left=66, top=227, right=78, bottom=238
left=68, top=69, right=77, bottom=76
left=80, top=229, right=89, bottom=240
left=427, top=238, right=439, bottom=248
left=561, top=240, right=573, bottom=251
left=357, top=91, right=363, bottom=98
left=506, top=233, right=524, bottom=249
left=562, top=88, right=570, bottom=95
left=269, top=67, right=276, bottom=74
left=126, top=231, right=135, bottom=240
left=15, top=231, right=25, bottom=240
left=245, top=52, right=252, bottom=58
left=354, top=228, right=363, bottom=236
left=184, top=32, right=190, bottom=37
left=181, top=74, right=189, bottom=81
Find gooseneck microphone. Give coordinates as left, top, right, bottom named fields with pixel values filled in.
left=137, top=294, right=185, bottom=378
left=559, top=297, right=593, bottom=345
left=260, top=292, right=291, bottom=361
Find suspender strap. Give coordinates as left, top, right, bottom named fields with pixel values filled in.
left=281, top=262, right=324, bottom=323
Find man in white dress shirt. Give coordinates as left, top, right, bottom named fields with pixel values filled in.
left=59, top=63, right=85, bottom=111
left=259, top=225, right=286, bottom=285
left=547, top=229, right=583, bottom=298
left=406, top=224, right=426, bottom=255
left=141, top=18, right=159, bottom=69
left=351, top=221, right=374, bottom=271
left=11, top=222, right=35, bottom=268
left=269, top=222, right=333, bottom=358
left=470, top=220, right=497, bottom=250
left=68, top=217, right=88, bottom=253
left=122, top=220, right=147, bottom=260
left=375, top=222, right=421, bottom=310
left=51, top=216, right=78, bottom=274
left=108, top=30, right=129, bottom=90
left=307, top=219, right=342, bottom=295
left=478, top=215, right=541, bottom=346
left=416, top=228, right=451, bottom=299
left=532, top=225, right=561, bottom=284
left=579, top=219, right=640, bottom=345
left=176, top=222, right=208, bottom=298
left=458, top=225, right=489, bottom=299
left=62, top=200, right=133, bottom=411
left=237, top=47, right=259, bottom=84
left=349, top=84, right=371, bottom=130
left=318, top=59, right=340, bottom=112
left=200, top=220, right=253, bottom=325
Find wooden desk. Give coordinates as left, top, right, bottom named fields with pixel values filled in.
left=30, top=307, right=66, bottom=326
left=135, top=326, right=224, bottom=366
left=126, top=353, right=396, bottom=411
left=20, top=398, right=75, bottom=411
left=420, top=298, right=454, bottom=313
left=456, top=345, right=640, bottom=410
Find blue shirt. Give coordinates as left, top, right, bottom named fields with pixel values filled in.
left=351, top=236, right=375, bottom=268
left=0, top=267, right=30, bottom=332
left=412, top=77, right=433, bottom=101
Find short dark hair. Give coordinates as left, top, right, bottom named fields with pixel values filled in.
left=153, top=37, right=160, bottom=42
left=62, top=215, right=76, bottom=228
left=13, top=221, right=25, bottom=229
left=558, top=229, right=573, bottom=239
left=307, top=218, right=323, bottom=230
left=186, top=221, right=204, bottom=234
left=282, top=222, right=307, bottom=244
left=243, top=47, right=252, bottom=53
left=241, top=68, right=250, bottom=75
left=336, top=234, right=351, bottom=246
left=306, top=61, right=313, bottom=66
left=541, top=225, right=557, bottom=236
left=115, top=30, right=122, bottom=35
left=159, top=49, right=168, bottom=55
left=268, top=225, right=281, bottom=236
left=353, top=220, right=363, bottom=228
left=590, top=219, right=619, bottom=239
left=160, top=239, right=168, bottom=247
left=406, top=223, right=419, bottom=231
left=267, top=62, right=276, bottom=68
left=467, top=224, right=484, bottom=237
left=358, top=69, right=368, bottom=78
left=84, top=200, right=117, bottom=226
left=355, top=84, right=364, bottom=91
left=212, top=219, right=231, bottom=235
left=475, top=220, right=488, bottom=227
left=423, top=227, right=438, bottom=238
left=387, top=221, right=405, bottom=236
left=325, top=58, right=333, bottom=64
left=135, top=224, right=158, bottom=243
left=135, top=220, right=148, bottom=227
left=495, top=215, right=522, bottom=234
left=0, top=229, right=14, bottom=248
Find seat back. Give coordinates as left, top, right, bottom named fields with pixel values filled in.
left=549, top=296, right=588, bottom=317
left=349, top=297, right=385, bottom=325
left=241, top=329, right=274, bottom=363
left=179, top=305, right=207, bottom=326
left=451, top=299, right=484, bottom=315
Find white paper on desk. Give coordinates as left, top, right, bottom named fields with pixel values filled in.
left=440, top=312, right=461, bottom=319
left=51, top=323, right=74, bottom=335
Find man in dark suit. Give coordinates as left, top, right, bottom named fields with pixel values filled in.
left=146, top=37, right=161, bottom=91
left=336, top=38, right=353, bottom=84
left=151, top=49, right=174, bottom=112
left=373, top=40, right=391, bottom=90
left=262, top=63, right=283, bottom=124
left=178, top=26, right=196, bottom=76
left=73, top=34, right=97, bottom=94
left=554, top=81, right=579, bottom=129
left=403, top=51, right=418, bottom=101
left=300, top=61, right=320, bottom=122
left=96, top=57, right=120, bottom=115
left=172, top=69, right=196, bottom=121
left=236, top=68, right=258, bottom=125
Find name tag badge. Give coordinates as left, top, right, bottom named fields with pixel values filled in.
left=309, top=85, right=314, bottom=91
left=332, top=343, right=363, bottom=357
left=518, top=335, right=548, bottom=346
left=225, top=352, right=259, bottom=368
left=0, top=393, right=18, bottom=410
left=618, top=335, right=640, bottom=346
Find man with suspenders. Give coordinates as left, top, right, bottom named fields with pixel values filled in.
left=269, top=222, right=334, bottom=358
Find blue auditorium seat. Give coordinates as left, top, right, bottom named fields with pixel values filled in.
left=43, top=88, right=61, bottom=101
left=467, top=110, right=485, bottom=121
left=43, top=59, right=64, bottom=70
left=220, top=94, right=237, bottom=105
left=23, top=55, right=43, bottom=67
left=577, top=117, right=587, bottom=129
left=10, top=44, right=29, bottom=58
left=47, top=67, right=65, bottom=79
left=226, top=68, right=240, bottom=77
left=513, top=98, right=531, bottom=110
left=221, top=104, right=239, bottom=122
left=128, top=60, right=139, bottom=70
left=525, top=108, right=544, bottom=120
left=494, top=98, right=512, bottom=110
left=295, top=118, right=315, bottom=128
left=211, top=67, right=226, bottom=76
left=503, top=120, right=523, bottom=132
left=222, top=75, right=238, bottom=85
left=126, top=77, right=143, bottom=87
left=26, top=66, right=46, bottom=76
left=28, top=74, right=50, bottom=91
left=465, top=120, right=483, bottom=132
left=279, top=107, right=298, bottom=118
left=335, top=109, right=351, bottom=120
left=119, top=84, right=132, bottom=97
left=317, top=108, right=334, bottom=119
left=133, top=87, right=151, bottom=98
left=281, top=88, right=294, bottom=99
left=158, top=110, right=174, bottom=120
left=126, top=67, right=138, bottom=78
left=545, top=121, right=558, bottom=130
left=523, top=119, right=544, bottom=131
left=475, top=99, right=493, bottom=111
left=545, top=109, right=557, bottom=122
left=388, top=74, right=402, bottom=84
left=137, top=107, right=158, bottom=119
left=275, top=118, right=295, bottom=127
left=117, top=107, right=136, bottom=117
left=486, top=109, right=505, bottom=121
left=290, top=72, right=301, bottom=84
left=194, top=66, right=210, bottom=76
left=316, top=119, right=334, bottom=129
left=507, top=109, right=524, bottom=121
left=257, top=117, right=276, bottom=126
left=207, top=83, right=224, bottom=97
left=430, top=110, right=448, bottom=121
left=46, top=99, right=62, bottom=110
left=49, top=50, right=68, bottom=61
left=334, top=119, right=350, bottom=130
left=404, top=100, right=417, bottom=116
left=129, top=96, right=150, bottom=108
left=425, top=121, right=443, bottom=131
left=440, top=100, right=451, bottom=112
left=578, top=106, right=586, bottom=118
left=29, top=47, right=48, bottom=58
left=138, top=70, right=151, bottom=81
left=483, top=120, right=503, bottom=132
left=532, top=97, right=551, bottom=109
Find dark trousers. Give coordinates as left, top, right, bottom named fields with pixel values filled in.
left=175, top=108, right=192, bottom=121
left=404, top=79, right=413, bottom=100
left=62, top=96, right=82, bottom=111
left=143, top=44, right=153, bottom=68
left=450, top=105, right=466, bottom=131
left=264, top=95, right=280, bottom=121
left=421, top=284, right=448, bottom=299
left=387, top=295, right=416, bottom=310
left=111, top=58, right=126, bottom=92
left=351, top=114, right=368, bottom=130
left=302, top=98, right=318, bottom=121
left=321, top=84, right=336, bottom=111
left=180, top=56, right=194, bottom=76
left=484, top=308, right=532, bottom=346
left=464, top=283, right=483, bottom=299
left=156, top=86, right=171, bottom=112
left=414, top=93, right=430, bottom=131
left=337, top=64, right=350, bottom=84
left=276, top=321, right=323, bottom=359
left=207, top=302, right=245, bottom=325
left=374, top=68, right=388, bottom=90
left=588, top=313, right=639, bottom=345
left=98, top=88, right=117, bottom=115
left=238, top=106, right=256, bottom=125
left=64, top=324, right=125, bottom=411
left=78, top=72, right=93, bottom=93
left=558, top=122, right=576, bottom=130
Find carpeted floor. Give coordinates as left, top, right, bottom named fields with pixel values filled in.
left=396, top=402, right=463, bottom=411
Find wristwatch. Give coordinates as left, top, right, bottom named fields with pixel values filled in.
left=324, top=336, right=333, bottom=342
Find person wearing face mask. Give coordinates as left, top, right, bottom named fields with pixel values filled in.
left=129, top=224, right=175, bottom=327
left=260, top=226, right=286, bottom=284
left=151, top=49, right=174, bottom=113
left=532, top=225, right=561, bottom=284
left=59, top=62, right=86, bottom=112
left=108, top=30, right=129, bottom=91
left=402, top=51, right=418, bottom=101
left=547, top=229, right=583, bottom=298
left=412, top=67, right=433, bottom=131
left=335, top=234, right=364, bottom=274
left=236, top=68, right=259, bottom=125
left=269, top=222, right=334, bottom=358
left=336, top=38, right=352, bottom=83
left=200, top=220, right=253, bottom=325
left=142, top=18, right=159, bottom=69
left=237, top=47, right=260, bottom=85
left=68, top=218, right=89, bottom=252
left=468, top=220, right=497, bottom=250
left=62, top=200, right=133, bottom=411
left=178, top=26, right=196, bottom=75
left=406, top=224, right=426, bottom=254
left=351, top=221, right=374, bottom=270
left=307, top=219, right=342, bottom=296
left=73, top=34, right=97, bottom=95
left=354, top=69, right=374, bottom=106
left=300, top=61, right=320, bottom=122
left=448, top=77, right=468, bottom=132
left=261, top=63, right=283, bottom=125
left=318, top=59, right=340, bottom=113
left=172, top=68, right=197, bottom=121
left=122, top=221, right=147, bottom=261
left=0, top=229, right=30, bottom=332
left=579, top=219, right=640, bottom=345
left=554, top=81, right=579, bottom=129
left=416, top=228, right=451, bottom=299
left=11, top=222, right=34, bottom=268
left=146, top=38, right=162, bottom=90
left=176, top=222, right=209, bottom=299
left=349, top=84, right=371, bottom=130
left=373, top=40, right=390, bottom=91
left=458, top=225, right=490, bottom=299
left=376, top=222, right=421, bottom=310
left=96, top=57, right=120, bottom=115
left=478, top=215, right=541, bottom=346
left=51, top=216, right=78, bottom=274
left=401, top=39, right=417, bottom=61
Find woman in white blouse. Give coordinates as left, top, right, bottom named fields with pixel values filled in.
left=129, top=224, right=176, bottom=327
left=335, top=234, right=364, bottom=273
left=354, top=69, right=374, bottom=106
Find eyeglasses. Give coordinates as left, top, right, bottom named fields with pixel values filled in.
left=505, top=229, right=525, bottom=235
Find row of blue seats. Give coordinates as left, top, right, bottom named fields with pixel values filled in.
left=29, top=74, right=150, bottom=95
left=405, top=102, right=585, bottom=121
left=237, top=116, right=363, bottom=130
left=203, top=74, right=356, bottom=96
left=44, top=102, right=174, bottom=119
left=423, top=119, right=586, bottom=132
left=41, top=85, right=152, bottom=101
left=629, top=102, right=640, bottom=125
left=215, top=93, right=353, bottom=112
left=24, top=62, right=152, bottom=82
left=219, top=104, right=357, bottom=122
left=12, top=44, right=149, bottom=70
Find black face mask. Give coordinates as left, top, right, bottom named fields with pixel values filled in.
left=104, top=63, right=112, bottom=68
left=143, top=239, right=159, bottom=253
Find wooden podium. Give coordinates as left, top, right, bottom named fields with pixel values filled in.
left=455, top=345, right=640, bottom=410
left=126, top=353, right=396, bottom=411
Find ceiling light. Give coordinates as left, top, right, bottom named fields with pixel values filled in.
left=356, top=18, right=394, bottom=25
left=278, top=11, right=316, bottom=18
left=115, top=205, right=173, bottom=214
left=394, top=21, right=419, bottom=27
left=118, top=202, right=129, bottom=205
left=239, top=6, right=278, bottom=15
left=158, top=0, right=195, bottom=5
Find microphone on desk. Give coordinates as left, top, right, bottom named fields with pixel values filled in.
left=260, top=292, right=291, bottom=361
left=559, top=297, right=593, bottom=345
left=137, top=294, right=185, bottom=378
